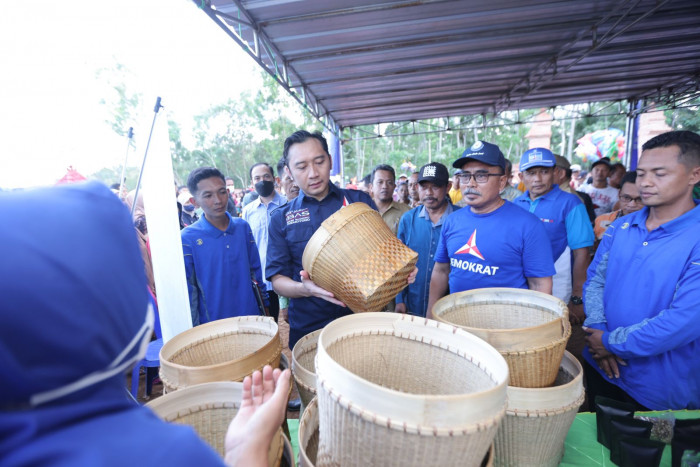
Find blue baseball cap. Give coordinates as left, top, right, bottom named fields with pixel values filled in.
left=519, top=148, right=556, bottom=171
left=453, top=140, right=506, bottom=171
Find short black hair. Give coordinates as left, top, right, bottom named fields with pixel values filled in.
left=109, top=183, right=121, bottom=190
left=642, top=130, right=700, bottom=168
left=611, top=162, right=626, bottom=174
left=361, top=174, right=371, bottom=186
left=249, top=162, right=274, bottom=180
left=619, top=170, right=637, bottom=189
left=371, top=164, right=396, bottom=183
left=187, top=167, right=225, bottom=195
left=277, top=158, right=286, bottom=177
left=282, top=130, right=329, bottom=167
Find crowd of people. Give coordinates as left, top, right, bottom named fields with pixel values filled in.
left=2, top=129, right=699, bottom=465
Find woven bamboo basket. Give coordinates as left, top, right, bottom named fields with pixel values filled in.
left=292, top=329, right=322, bottom=413
left=281, top=432, right=295, bottom=467
left=493, top=351, right=584, bottom=467
left=315, top=312, right=509, bottom=467
left=302, top=202, right=418, bottom=313
left=159, top=316, right=281, bottom=392
left=432, top=288, right=570, bottom=388
left=146, top=381, right=285, bottom=466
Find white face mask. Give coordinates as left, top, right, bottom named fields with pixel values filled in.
left=29, top=304, right=155, bottom=407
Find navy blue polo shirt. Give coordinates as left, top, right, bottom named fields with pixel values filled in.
left=266, top=182, right=376, bottom=349
left=583, top=202, right=700, bottom=409
left=513, top=185, right=594, bottom=259
left=434, top=201, right=555, bottom=292
left=182, top=212, right=263, bottom=325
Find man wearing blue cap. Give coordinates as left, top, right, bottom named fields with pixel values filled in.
left=513, top=148, right=594, bottom=330
left=426, top=141, right=555, bottom=318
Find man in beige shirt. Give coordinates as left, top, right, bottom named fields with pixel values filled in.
left=371, top=164, right=410, bottom=235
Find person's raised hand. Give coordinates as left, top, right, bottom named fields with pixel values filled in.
left=224, top=365, right=291, bottom=467
left=300, top=270, right=345, bottom=307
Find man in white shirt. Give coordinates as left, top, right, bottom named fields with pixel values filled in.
left=579, top=157, right=619, bottom=216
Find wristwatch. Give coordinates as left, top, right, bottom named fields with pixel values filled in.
left=570, top=296, right=583, bottom=305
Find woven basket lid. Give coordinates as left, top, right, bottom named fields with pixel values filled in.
left=432, top=288, right=568, bottom=350
left=160, top=316, right=281, bottom=390
left=146, top=381, right=285, bottom=466
left=316, top=312, right=509, bottom=431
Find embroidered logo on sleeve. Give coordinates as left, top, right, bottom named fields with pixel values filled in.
left=196, top=239, right=203, bottom=246
left=286, top=208, right=311, bottom=225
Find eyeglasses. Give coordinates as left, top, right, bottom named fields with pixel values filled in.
left=457, top=171, right=504, bottom=184
left=619, top=194, right=643, bottom=204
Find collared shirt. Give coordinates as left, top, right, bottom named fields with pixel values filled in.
left=578, top=183, right=619, bottom=216
left=397, top=202, right=457, bottom=317
left=499, top=184, right=523, bottom=202
left=242, top=191, right=286, bottom=290
left=583, top=202, right=700, bottom=410
left=266, top=182, right=376, bottom=349
left=434, top=202, right=555, bottom=292
left=380, top=201, right=411, bottom=235
left=181, top=212, right=263, bottom=325
left=513, top=185, right=594, bottom=259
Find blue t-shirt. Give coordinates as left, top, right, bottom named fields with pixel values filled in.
left=434, top=201, right=555, bottom=292
left=181, top=212, right=263, bottom=325
left=513, top=185, right=594, bottom=259
left=266, top=182, right=376, bottom=349
left=583, top=202, right=700, bottom=410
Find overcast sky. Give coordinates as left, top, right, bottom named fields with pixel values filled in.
left=0, top=0, right=264, bottom=189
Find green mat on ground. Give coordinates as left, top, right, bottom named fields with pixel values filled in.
left=287, top=410, right=699, bottom=465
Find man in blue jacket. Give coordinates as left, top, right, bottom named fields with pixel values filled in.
left=583, top=130, right=700, bottom=410
left=396, top=162, right=458, bottom=317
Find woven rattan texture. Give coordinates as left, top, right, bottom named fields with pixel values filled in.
left=170, top=331, right=273, bottom=367
left=440, top=303, right=559, bottom=329
left=494, top=365, right=584, bottom=467
left=326, top=334, right=494, bottom=395
left=168, top=403, right=238, bottom=457
left=305, top=204, right=418, bottom=313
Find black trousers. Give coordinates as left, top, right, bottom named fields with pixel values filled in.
left=267, top=289, right=280, bottom=323
left=584, top=360, right=651, bottom=412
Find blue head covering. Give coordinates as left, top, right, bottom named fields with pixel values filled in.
left=0, top=181, right=150, bottom=407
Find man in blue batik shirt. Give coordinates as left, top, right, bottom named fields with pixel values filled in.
left=396, top=162, right=459, bottom=317
left=182, top=167, right=265, bottom=325
left=514, top=148, right=594, bottom=325
left=583, top=130, right=700, bottom=410
left=427, top=141, right=555, bottom=318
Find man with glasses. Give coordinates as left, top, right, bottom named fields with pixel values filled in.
left=426, top=141, right=555, bottom=318
left=593, top=171, right=643, bottom=246
left=514, top=148, right=594, bottom=322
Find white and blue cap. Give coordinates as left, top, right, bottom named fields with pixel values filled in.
left=453, top=140, right=506, bottom=171
left=519, top=147, right=556, bottom=171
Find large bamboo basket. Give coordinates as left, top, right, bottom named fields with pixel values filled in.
left=302, top=202, right=418, bottom=313
left=292, top=329, right=322, bottom=413
left=146, top=381, right=285, bottom=466
left=159, top=316, right=281, bottom=392
left=281, top=432, right=295, bottom=467
left=299, top=396, right=494, bottom=467
left=432, top=288, right=570, bottom=388
left=493, top=351, right=585, bottom=467
left=315, top=312, right=509, bottom=467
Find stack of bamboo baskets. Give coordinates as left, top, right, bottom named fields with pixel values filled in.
left=432, top=288, right=584, bottom=467
left=146, top=316, right=291, bottom=467
left=296, top=312, right=509, bottom=467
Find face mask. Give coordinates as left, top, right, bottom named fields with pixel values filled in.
left=255, top=180, right=275, bottom=198
left=183, top=204, right=195, bottom=212
left=29, top=303, right=155, bottom=407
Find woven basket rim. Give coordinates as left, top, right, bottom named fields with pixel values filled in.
left=298, top=397, right=319, bottom=467
left=145, top=381, right=244, bottom=421
left=506, top=391, right=586, bottom=418
left=291, top=329, right=321, bottom=390
left=498, top=318, right=572, bottom=356
left=432, top=288, right=569, bottom=337
left=160, top=316, right=279, bottom=372
left=317, top=313, right=509, bottom=429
